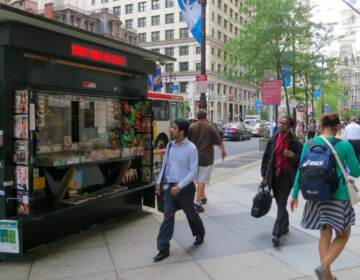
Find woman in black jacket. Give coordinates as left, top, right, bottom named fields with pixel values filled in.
left=261, top=116, right=303, bottom=246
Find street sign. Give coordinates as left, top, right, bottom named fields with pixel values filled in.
left=171, top=84, right=180, bottom=93
left=255, top=99, right=262, bottom=110
left=261, top=80, right=281, bottom=106
left=296, top=102, right=306, bottom=113
left=314, top=88, right=321, bottom=99
left=281, top=67, right=292, bottom=88
left=195, top=75, right=208, bottom=94
left=324, top=104, right=331, bottom=113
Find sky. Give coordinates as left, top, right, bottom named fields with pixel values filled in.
left=311, top=0, right=359, bottom=54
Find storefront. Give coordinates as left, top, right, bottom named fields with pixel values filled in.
left=0, top=5, right=173, bottom=260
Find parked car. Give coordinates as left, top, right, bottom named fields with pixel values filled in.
left=245, top=120, right=269, bottom=137
left=223, top=123, right=252, bottom=141
left=212, top=121, right=224, bottom=138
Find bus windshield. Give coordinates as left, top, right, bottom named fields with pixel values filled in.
left=152, top=100, right=169, bottom=121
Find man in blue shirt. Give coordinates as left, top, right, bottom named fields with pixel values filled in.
left=153, top=119, right=205, bottom=262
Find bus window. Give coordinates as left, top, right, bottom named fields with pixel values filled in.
left=152, top=100, right=169, bottom=121
left=170, top=103, right=177, bottom=123
left=176, top=103, right=184, bottom=119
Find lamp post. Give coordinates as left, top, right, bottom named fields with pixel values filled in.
left=199, top=0, right=207, bottom=109
left=321, top=55, right=325, bottom=113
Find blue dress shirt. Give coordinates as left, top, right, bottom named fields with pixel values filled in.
left=156, top=138, right=198, bottom=189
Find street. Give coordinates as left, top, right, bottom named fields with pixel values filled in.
left=214, top=138, right=259, bottom=161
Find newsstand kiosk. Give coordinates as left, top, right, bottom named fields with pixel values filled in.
left=0, top=4, right=172, bottom=260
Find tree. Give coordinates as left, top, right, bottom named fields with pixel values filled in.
left=224, top=0, right=335, bottom=119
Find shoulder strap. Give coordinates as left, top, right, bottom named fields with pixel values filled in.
left=320, top=135, right=349, bottom=183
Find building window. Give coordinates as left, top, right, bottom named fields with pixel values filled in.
left=151, top=31, right=160, bottom=41
left=151, top=48, right=160, bottom=53
left=218, top=0, right=222, bottom=9
left=212, top=29, right=215, bottom=37
left=165, top=82, right=174, bottom=93
left=212, top=12, right=215, bottom=21
left=165, top=0, right=174, bottom=8
left=224, top=34, right=228, bottom=42
left=211, top=63, right=215, bottom=72
left=224, top=3, right=228, bottom=13
left=165, top=63, right=174, bottom=72
left=165, top=47, right=174, bottom=57
left=138, top=17, right=146, bottom=28
left=113, top=6, right=120, bottom=16
left=152, top=15, right=160, bottom=26
left=138, top=2, right=146, bottom=12
left=217, top=31, right=221, bottom=41
left=101, top=0, right=108, bottom=3
left=179, top=62, right=189, bottom=72
left=211, top=47, right=215, bottom=55
left=217, top=15, right=222, bottom=25
left=179, top=46, right=189, bottom=56
left=196, top=45, right=201, bottom=54
left=125, top=4, right=133, bottom=14
left=218, top=64, right=222, bottom=72
left=180, top=82, right=188, bottom=93
left=125, top=19, right=133, bottom=30
left=230, top=8, right=233, bottom=17
left=218, top=49, right=221, bottom=58
left=235, top=27, right=238, bottom=35
left=92, top=0, right=96, bottom=5
left=138, top=33, right=146, bottom=43
left=152, top=0, right=160, bottom=10
left=165, top=13, right=174, bottom=24
left=179, top=12, right=185, bottom=22
left=165, top=29, right=174, bottom=40
left=229, top=23, right=233, bottom=33
left=180, top=28, right=189, bottom=39
left=224, top=19, right=228, bottom=29
left=196, top=63, right=201, bottom=72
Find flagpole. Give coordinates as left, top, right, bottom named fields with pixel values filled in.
left=199, top=0, right=207, bottom=109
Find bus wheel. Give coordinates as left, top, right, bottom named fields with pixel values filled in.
left=155, top=134, right=169, bottom=149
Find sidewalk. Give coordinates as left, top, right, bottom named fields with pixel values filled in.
left=2, top=161, right=360, bottom=280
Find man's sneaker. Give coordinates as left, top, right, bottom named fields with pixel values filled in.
left=194, top=232, right=205, bottom=245
left=200, top=196, right=208, bottom=205
left=194, top=203, right=205, bottom=213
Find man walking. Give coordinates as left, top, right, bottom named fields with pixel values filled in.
left=188, top=109, right=226, bottom=213
left=154, top=119, right=205, bottom=262
left=344, top=116, right=360, bottom=161
left=261, top=116, right=302, bottom=246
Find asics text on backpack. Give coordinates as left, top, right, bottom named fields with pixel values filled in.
left=299, top=139, right=340, bottom=201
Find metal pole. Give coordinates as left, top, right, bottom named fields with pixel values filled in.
left=321, top=55, right=324, bottom=114
left=199, top=0, right=207, bottom=109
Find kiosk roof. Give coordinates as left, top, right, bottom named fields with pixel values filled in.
left=0, top=4, right=175, bottom=64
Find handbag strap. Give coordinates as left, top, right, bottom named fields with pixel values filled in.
left=320, top=135, right=349, bottom=183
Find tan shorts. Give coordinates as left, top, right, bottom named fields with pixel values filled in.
left=195, top=165, right=213, bottom=185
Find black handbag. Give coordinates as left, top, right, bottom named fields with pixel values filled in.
left=251, top=146, right=274, bottom=218
left=251, top=182, right=272, bottom=218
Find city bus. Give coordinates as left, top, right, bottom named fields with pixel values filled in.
left=147, top=91, right=185, bottom=148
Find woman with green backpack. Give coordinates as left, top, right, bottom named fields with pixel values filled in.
left=290, top=113, right=360, bottom=280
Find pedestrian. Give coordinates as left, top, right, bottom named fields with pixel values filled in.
left=296, top=121, right=305, bottom=143
left=308, top=118, right=317, bottom=139
left=290, top=113, right=360, bottom=280
left=154, top=119, right=205, bottom=262
left=343, top=116, right=360, bottom=161
left=188, top=109, right=226, bottom=213
left=261, top=115, right=302, bottom=246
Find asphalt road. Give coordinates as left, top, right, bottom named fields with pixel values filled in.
left=214, top=137, right=259, bottom=161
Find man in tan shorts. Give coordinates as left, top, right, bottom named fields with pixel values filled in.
left=188, top=109, right=226, bottom=213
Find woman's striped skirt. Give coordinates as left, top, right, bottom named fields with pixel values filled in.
left=301, top=200, right=355, bottom=234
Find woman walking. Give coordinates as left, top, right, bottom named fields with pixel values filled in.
left=290, top=113, right=360, bottom=280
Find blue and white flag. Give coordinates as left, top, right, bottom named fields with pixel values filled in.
left=178, top=0, right=202, bottom=44
left=148, top=66, right=163, bottom=92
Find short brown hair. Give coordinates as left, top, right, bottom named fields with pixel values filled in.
left=321, top=113, right=340, bottom=129
left=197, top=109, right=207, bottom=120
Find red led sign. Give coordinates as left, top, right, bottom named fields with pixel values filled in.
left=71, top=43, right=128, bottom=67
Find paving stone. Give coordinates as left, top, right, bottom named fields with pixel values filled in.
left=109, top=240, right=191, bottom=270
left=0, top=254, right=33, bottom=280
left=197, top=251, right=303, bottom=280
left=53, top=272, right=118, bottom=280
left=266, top=242, right=360, bottom=276
left=174, top=224, right=257, bottom=260
left=117, top=261, right=211, bottom=280
left=30, top=247, right=114, bottom=280
left=204, top=202, right=250, bottom=217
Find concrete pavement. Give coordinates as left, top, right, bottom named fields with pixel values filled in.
left=2, top=158, right=360, bottom=279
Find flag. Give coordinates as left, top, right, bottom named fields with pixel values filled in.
left=151, top=66, right=163, bottom=92
left=178, top=0, right=202, bottom=44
